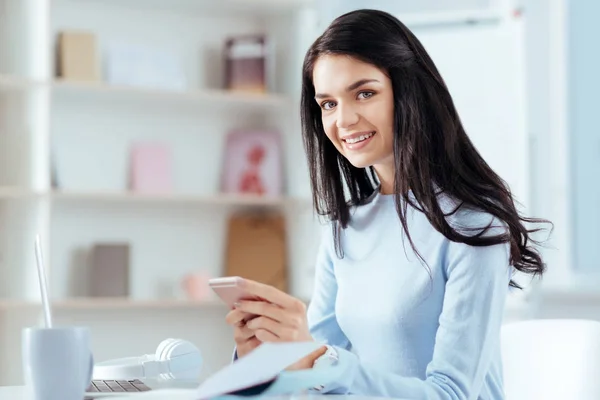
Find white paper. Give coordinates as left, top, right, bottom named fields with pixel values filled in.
left=194, top=341, right=322, bottom=400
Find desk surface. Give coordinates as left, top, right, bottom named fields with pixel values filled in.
left=0, top=386, right=402, bottom=399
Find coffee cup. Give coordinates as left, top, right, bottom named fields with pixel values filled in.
left=22, top=326, right=94, bottom=400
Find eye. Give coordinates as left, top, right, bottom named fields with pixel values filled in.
left=321, top=101, right=337, bottom=110
left=357, top=91, right=374, bottom=100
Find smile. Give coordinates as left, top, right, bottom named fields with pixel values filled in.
left=343, top=131, right=375, bottom=144
left=342, top=131, right=376, bottom=150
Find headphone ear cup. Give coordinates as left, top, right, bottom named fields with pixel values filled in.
left=155, top=338, right=178, bottom=361
left=156, top=339, right=202, bottom=380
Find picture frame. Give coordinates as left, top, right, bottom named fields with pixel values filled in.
left=220, top=130, right=283, bottom=197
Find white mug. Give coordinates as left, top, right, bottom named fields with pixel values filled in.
left=22, top=326, right=94, bottom=400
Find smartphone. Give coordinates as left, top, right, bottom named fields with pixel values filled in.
left=208, top=276, right=263, bottom=309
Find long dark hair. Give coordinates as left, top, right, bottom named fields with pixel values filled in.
left=300, top=9, right=551, bottom=288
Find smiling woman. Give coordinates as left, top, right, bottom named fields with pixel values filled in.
left=312, top=58, right=395, bottom=189
left=224, top=8, right=552, bottom=400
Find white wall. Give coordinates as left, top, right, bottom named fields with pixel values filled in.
left=518, top=0, right=600, bottom=321
left=522, top=0, right=571, bottom=286
left=569, top=1, right=600, bottom=274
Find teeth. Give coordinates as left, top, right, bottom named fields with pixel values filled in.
left=345, top=132, right=374, bottom=144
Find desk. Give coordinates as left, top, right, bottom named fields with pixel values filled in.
left=0, top=384, right=196, bottom=399
left=0, top=386, right=402, bottom=400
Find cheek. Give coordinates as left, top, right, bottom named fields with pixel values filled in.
left=385, top=98, right=395, bottom=132
left=323, top=129, right=341, bottom=152
left=322, top=116, right=340, bottom=145
left=321, top=112, right=334, bottom=129
left=366, top=102, right=394, bottom=143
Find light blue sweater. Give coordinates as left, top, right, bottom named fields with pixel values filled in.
left=307, top=189, right=512, bottom=399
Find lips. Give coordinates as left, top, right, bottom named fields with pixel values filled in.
left=342, top=131, right=376, bottom=144
left=343, top=131, right=375, bottom=144
left=342, top=131, right=376, bottom=150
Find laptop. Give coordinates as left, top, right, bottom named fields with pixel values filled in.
left=85, top=379, right=151, bottom=397
left=84, top=377, right=199, bottom=399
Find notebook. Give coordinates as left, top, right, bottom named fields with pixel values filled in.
left=130, top=143, right=173, bottom=193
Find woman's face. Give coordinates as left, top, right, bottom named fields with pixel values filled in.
left=312, top=54, right=395, bottom=172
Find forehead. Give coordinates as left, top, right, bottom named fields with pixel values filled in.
left=312, top=55, right=387, bottom=92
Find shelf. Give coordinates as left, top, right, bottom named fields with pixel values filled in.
left=51, top=190, right=307, bottom=207
left=0, top=187, right=41, bottom=199
left=51, top=79, right=290, bottom=110
left=64, top=0, right=314, bottom=16
left=55, top=297, right=226, bottom=310
left=0, top=297, right=226, bottom=311
left=0, top=187, right=311, bottom=208
left=0, top=75, right=290, bottom=109
left=0, top=295, right=312, bottom=311
left=0, top=75, right=43, bottom=92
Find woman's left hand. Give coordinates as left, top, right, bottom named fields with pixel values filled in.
left=233, top=278, right=313, bottom=343
left=233, top=278, right=325, bottom=370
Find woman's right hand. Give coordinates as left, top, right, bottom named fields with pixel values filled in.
left=225, top=309, right=261, bottom=358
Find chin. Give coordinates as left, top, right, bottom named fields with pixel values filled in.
left=344, top=155, right=375, bottom=169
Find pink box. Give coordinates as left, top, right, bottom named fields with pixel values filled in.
left=221, top=130, right=282, bottom=196
left=129, top=142, right=173, bottom=193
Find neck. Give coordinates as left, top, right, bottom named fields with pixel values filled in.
left=373, top=163, right=395, bottom=195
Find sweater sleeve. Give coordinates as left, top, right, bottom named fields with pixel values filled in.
left=306, top=226, right=351, bottom=351
left=317, top=239, right=511, bottom=399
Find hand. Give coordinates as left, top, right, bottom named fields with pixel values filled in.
left=232, top=279, right=313, bottom=343
left=285, top=345, right=327, bottom=371
left=225, top=308, right=261, bottom=358
left=232, top=279, right=323, bottom=370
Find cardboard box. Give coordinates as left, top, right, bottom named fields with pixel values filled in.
left=57, top=31, right=100, bottom=81
left=224, top=213, right=287, bottom=292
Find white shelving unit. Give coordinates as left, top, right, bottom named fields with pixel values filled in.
left=0, top=0, right=321, bottom=302
left=0, top=0, right=321, bottom=385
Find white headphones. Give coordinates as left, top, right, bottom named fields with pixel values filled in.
left=93, top=338, right=203, bottom=381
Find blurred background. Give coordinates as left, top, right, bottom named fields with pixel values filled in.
left=0, top=0, right=594, bottom=387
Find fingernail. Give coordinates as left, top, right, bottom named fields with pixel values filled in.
left=233, top=302, right=241, bottom=308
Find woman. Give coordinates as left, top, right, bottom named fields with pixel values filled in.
left=225, top=8, right=550, bottom=399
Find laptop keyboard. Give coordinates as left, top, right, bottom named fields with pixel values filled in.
left=87, top=379, right=151, bottom=393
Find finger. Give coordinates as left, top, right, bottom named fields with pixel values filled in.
left=225, top=309, right=253, bottom=326
left=235, top=301, right=287, bottom=323
left=225, top=309, right=245, bottom=325
left=234, top=324, right=256, bottom=342
left=246, top=316, right=293, bottom=340
left=238, top=278, right=296, bottom=308
left=245, top=336, right=261, bottom=350
left=242, top=313, right=261, bottom=325
left=254, top=329, right=279, bottom=342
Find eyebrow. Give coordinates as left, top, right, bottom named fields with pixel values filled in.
left=314, top=78, right=380, bottom=100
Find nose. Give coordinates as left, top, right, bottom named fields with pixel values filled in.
left=335, top=103, right=359, bottom=130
